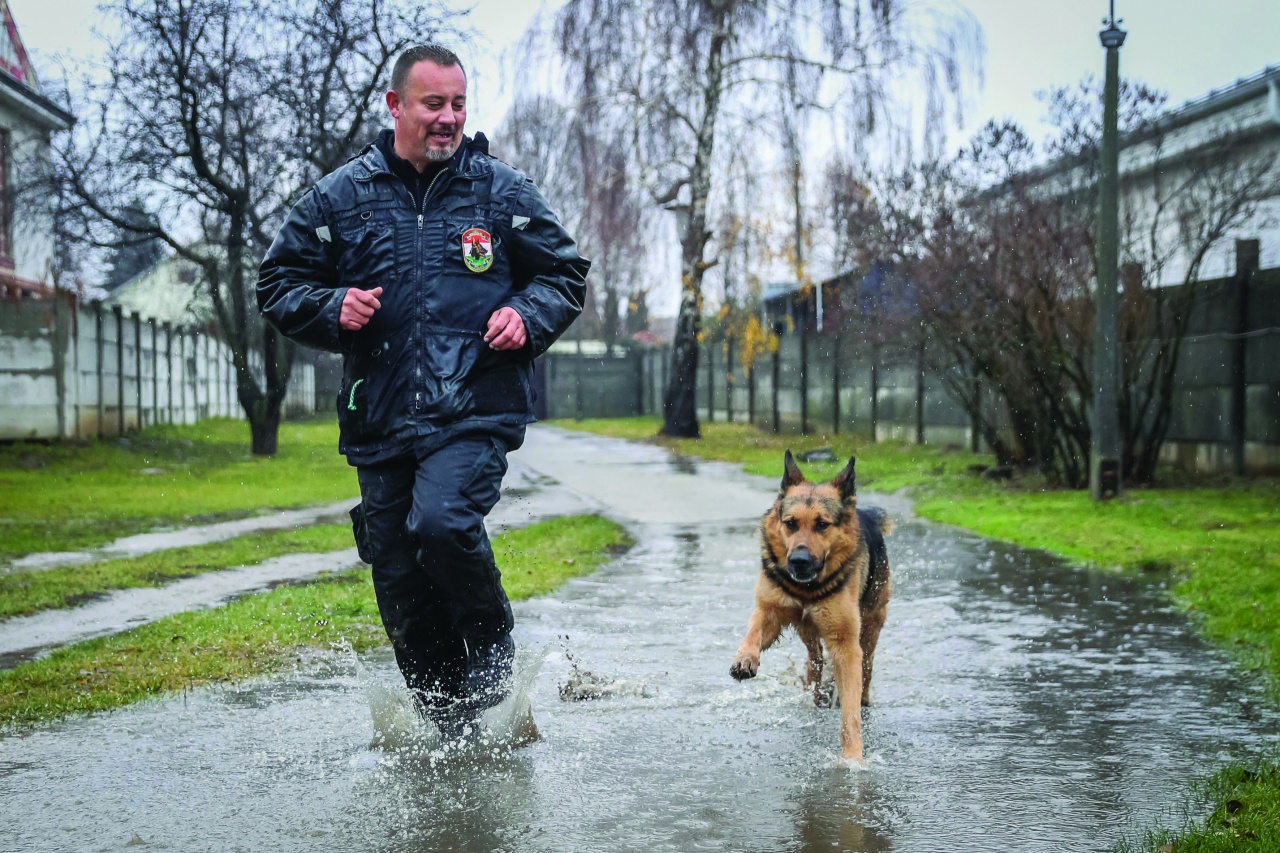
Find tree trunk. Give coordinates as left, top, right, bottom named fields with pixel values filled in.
left=660, top=9, right=731, bottom=438
left=248, top=399, right=282, bottom=456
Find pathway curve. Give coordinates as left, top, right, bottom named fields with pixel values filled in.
left=1, top=425, right=1275, bottom=853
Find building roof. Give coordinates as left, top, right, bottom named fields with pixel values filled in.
left=1012, top=63, right=1280, bottom=189
left=1156, top=63, right=1280, bottom=135
left=105, top=254, right=214, bottom=327
left=0, top=1, right=73, bottom=130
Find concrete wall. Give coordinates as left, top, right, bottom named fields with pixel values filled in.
left=0, top=292, right=317, bottom=440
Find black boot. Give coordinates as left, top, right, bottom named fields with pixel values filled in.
left=460, top=634, right=516, bottom=711
left=412, top=690, right=476, bottom=741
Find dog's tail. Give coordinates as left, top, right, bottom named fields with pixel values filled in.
left=862, top=506, right=895, bottom=537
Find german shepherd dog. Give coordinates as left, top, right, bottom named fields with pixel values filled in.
left=731, top=451, right=892, bottom=763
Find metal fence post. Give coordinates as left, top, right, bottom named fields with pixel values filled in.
left=95, top=303, right=105, bottom=438
left=149, top=318, right=158, bottom=428
left=113, top=305, right=125, bottom=436
left=869, top=356, right=878, bottom=443
left=832, top=328, right=841, bottom=435
left=634, top=349, right=645, bottom=415
left=1232, top=239, right=1259, bottom=475
left=705, top=338, right=715, bottom=422
left=915, top=342, right=925, bottom=445
left=799, top=321, right=809, bottom=434
left=133, top=312, right=143, bottom=430
left=771, top=334, right=780, bottom=434
left=164, top=323, right=174, bottom=424
left=725, top=338, right=735, bottom=423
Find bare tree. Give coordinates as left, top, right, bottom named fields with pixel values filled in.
left=497, top=95, right=650, bottom=352
left=872, top=79, right=1280, bottom=486
left=539, top=0, right=981, bottom=437
left=53, top=0, right=459, bottom=454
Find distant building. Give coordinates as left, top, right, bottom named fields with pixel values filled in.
left=782, top=64, right=1280, bottom=331
left=0, top=1, right=74, bottom=297
left=1016, top=63, right=1280, bottom=285
left=105, top=253, right=214, bottom=328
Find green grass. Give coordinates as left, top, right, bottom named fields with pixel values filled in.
left=0, top=524, right=355, bottom=620
left=915, top=480, right=1280, bottom=681
left=547, top=416, right=1280, bottom=851
left=1117, top=756, right=1280, bottom=852
left=0, top=417, right=357, bottom=558
left=0, top=514, right=631, bottom=727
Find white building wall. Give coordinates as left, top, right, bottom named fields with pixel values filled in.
left=0, top=99, right=58, bottom=288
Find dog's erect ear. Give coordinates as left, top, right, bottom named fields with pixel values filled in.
left=831, top=455, right=857, bottom=503
left=781, top=449, right=805, bottom=492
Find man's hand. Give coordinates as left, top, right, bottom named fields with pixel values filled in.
left=484, top=306, right=527, bottom=350
left=340, top=287, right=382, bottom=330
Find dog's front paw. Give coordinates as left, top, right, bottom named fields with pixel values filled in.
left=730, top=653, right=759, bottom=680
left=813, top=681, right=836, bottom=708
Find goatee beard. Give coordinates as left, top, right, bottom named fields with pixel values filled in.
left=424, top=142, right=457, bottom=162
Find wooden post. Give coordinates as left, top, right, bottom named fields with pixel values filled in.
left=747, top=363, right=756, bottom=426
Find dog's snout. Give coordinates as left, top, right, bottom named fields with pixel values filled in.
left=787, top=547, right=819, bottom=582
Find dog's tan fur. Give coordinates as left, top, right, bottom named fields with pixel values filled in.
left=730, top=451, right=892, bottom=763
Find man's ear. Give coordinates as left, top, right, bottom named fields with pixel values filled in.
left=781, top=449, right=805, bottom=492
left=385, top=89, right=401, bottom=118
left=831, top=456, right=857, bottom=504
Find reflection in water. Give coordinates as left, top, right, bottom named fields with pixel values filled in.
left=794, top=768, right=894, bottom=853
left=1, top=508, right=1276, bottom=851
left=363, top=747, right=538, bottom=853
left=667, top=454, right=699, bottom=475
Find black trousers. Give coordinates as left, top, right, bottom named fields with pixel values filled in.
left=351, top=433, right=516, bottom=700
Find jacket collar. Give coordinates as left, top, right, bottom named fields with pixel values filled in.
left=353, top=130, right=491, bottom=181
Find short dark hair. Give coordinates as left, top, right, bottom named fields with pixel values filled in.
left=391, top=45, right=466, bottom=93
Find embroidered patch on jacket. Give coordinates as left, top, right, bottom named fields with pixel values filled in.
left=461, top=228, right=494, bottom=273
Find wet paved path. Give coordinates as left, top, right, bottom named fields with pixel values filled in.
left=1, top=426, right=1276, bottom=852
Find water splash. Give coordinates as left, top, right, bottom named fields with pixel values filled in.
left=351, top=644, right=544, bottom=757
left=557, top=639, right=658, bottom=701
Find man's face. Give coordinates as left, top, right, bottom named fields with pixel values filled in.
left=386, top=60, right=467, bottom=168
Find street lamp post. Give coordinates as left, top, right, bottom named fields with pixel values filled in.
left=1091, top=1, right=1126, bottom=501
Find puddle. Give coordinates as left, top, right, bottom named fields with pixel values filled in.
left=0, top=427, right=1274, bottom=851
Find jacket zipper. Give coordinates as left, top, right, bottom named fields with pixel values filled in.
left=413, top=167, right=449, bottom=413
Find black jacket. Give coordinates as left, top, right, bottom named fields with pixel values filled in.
left=257, top=132, right=589, bottom=461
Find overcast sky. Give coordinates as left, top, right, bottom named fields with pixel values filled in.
left=9, top=0, right=1279, bottom=146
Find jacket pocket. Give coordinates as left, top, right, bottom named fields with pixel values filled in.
left=335, top=206, right=399, bottom=287
left=470, top=356, right=531, bottom=417
left=349, top=502, right=375, bottom=564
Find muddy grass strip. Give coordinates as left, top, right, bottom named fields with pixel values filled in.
left=0, top=524, right=355, bottom=620
left=0, top=514, right=632, bottom=728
